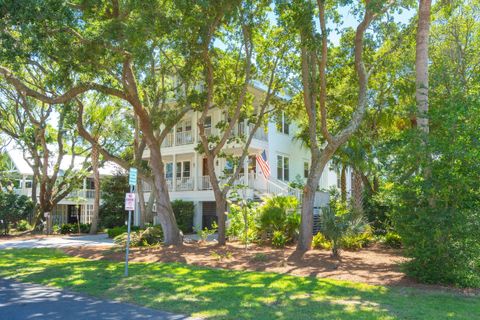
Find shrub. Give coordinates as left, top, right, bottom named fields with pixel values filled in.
left=171, top=200, right=195, bottom=233
left=107, top=225, right=141, bottom=238
left=195, top=221, right=217, bottom=242
left=257, top=195, right=299, bottom=244
left=52, top=224, right=61, bottom=234
left=60, top=224, right=74, bottom=234
left=99, top=175, right=129, bottom=228
left=113, top=226, right=163, bottom=247
left=16, top=220, right=31, bottom=231
left=312, top=232, right=332, bottom=250
left=271, top=230, right=287, bottom=248
left=340, top=231, right=373, bottom=250
left=80, top=223, right=91, bottom=233
left=383, top=231, right=402, bottom=248
left=0, top=192, right=33, bottom=235
left=226, top=203, right=257, bottom=243
left=319, top=195, right=370, bottom=257
left=60, top=223, right=91, bottom=234
left=394, top=206, right=480, bottom=287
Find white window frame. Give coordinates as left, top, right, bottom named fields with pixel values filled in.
left=276, top=112, right=290, bottom=135
left=176, top=161, right=191, bottom=178
left=277, top=155, right=290, bottom=181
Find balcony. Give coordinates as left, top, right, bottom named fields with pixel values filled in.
left=175, top=177, right=194, bottom=191
left=14, top=188, right=96, bottom=199
left=162, top=133, right=174, bottom=147
left=201, top=176, right=212, bottom=190
left=175, top=131, right=194, bottom=145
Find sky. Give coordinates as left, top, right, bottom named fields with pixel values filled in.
left=328, top=5, right=416, bottom=45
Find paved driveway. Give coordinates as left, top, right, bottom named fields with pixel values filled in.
left=0, top=234, right=114, bottom=250
left=0, top=278, right=195, bottom=320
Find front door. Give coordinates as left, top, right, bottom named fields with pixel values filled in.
left=202, top=158, right=209, bottom=176
left=67, top=205, right=80, bottom=224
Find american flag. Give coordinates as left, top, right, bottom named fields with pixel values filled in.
left=256, top=150, right=271, bottom=179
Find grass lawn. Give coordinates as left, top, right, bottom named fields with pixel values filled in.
left=0, top=248, right=478, bottom=319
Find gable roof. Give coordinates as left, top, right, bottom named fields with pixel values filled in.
left=4, top=147, right=124, bottom=177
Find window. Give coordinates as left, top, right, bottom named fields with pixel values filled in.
left=277, top=155, right=290, bottom=181
left=304, top=162, right=309, bottom=178
left=176, top=119, right=192, bottom=133
left=183, top=161, right=191, bottom=177
left=176, top=161, right=191, bottom=179
left=86, top=178, right=95, bottom=189
left=276, top=112, right=290, bottom=135
left=204, top=116, right=212, bottom=129
left=165, top=163, right=173, bottom=179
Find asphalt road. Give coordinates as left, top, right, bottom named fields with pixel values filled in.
left=0, top=278, right=196, bottom=320
left=0, top=234, right=114, bottom=250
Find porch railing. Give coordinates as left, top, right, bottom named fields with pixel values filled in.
left=201, top=176, right=212, bottom=190
left=175, top=176, right=194, bottom=191
left=162, top=133, right=174, bottom=147
left=175, top=131, right=193, bottom=145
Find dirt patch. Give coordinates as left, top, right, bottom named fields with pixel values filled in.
left=61, top=242, right=410, bottom=284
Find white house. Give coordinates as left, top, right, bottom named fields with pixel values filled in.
left=1, top=148, right=122, bottom=225
left=141, top=85, right=352, bottom=230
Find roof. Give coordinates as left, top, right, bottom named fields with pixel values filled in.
left=5, top=147, right=124, bottom=177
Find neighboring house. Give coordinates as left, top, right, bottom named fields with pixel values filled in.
left=141, top=85, right=352, bottom=230
left=0, top=148, right=121, bottom=225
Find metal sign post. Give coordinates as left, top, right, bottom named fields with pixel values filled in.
left=125, top=168, right=138, bottom=277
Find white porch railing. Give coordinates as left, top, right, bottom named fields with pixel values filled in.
left=201, top=176, right=212, bottom=190
left=176, top=177, right=194, bottom=191
left=166, top=178, right=173, bottom=190
left=204, top=127, right=212, bottom=137
left=175, top=131, right=193, bottom=145
left=162, top=133, right=174, bottom=147
left=14, top=188, right=98, bottom=199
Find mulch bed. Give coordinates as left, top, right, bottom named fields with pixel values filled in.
left=62, top=242, right=413, bottom=286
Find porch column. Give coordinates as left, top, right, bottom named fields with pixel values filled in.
left=244, top=156, right=249, bottom=187
left=193, top=153, right=198, bottom=191
left=21, top=175, right=26, bottom=192
left=172, top=153, right=176, bottom=192
left=194, top=111, right=199, bottom=144
left=193, top=201, right=202, bottom=231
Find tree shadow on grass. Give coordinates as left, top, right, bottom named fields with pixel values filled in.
left=1, top=248, right=479, bottom=320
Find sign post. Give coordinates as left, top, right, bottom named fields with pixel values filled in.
left=125, top=167, right=138, bottom=277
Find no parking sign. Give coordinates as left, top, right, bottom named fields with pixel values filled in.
left=124, top=193, right=136, bottom=211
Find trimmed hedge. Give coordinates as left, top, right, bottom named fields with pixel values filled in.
left=60, top=223, right=91, bottom=234
left=171, top=200, right=194, bottom=233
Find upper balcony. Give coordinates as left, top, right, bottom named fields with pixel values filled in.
left=14, top=188, right=96, bottom=200
left=160, top=122, right=268, bottom=150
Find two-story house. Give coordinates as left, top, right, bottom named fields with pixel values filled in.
left=141, top=85, right=352, bottom=231
left=1, top=148, right=121, bottom=225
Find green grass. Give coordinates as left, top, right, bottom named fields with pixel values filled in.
left=0, top=249, right=478, bottom=319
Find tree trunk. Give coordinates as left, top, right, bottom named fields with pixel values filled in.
left=352, top=169, right=363, bottom=214
left=149, top=146, right=182, bottom=245
left=89, top=144, right=100, bottom=234
left=215, top=193, right=227, bottom=245
left=416, top=0, right=432, bottom=135
left=146, top=188, right=155, bottom=223
left=30, top=174, right=38, bottom=224
left=297, top=155, right=330, bottom=251
left=340, top=164, right=347, bottom=202
left=137, top=178, right=146, bottom=228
